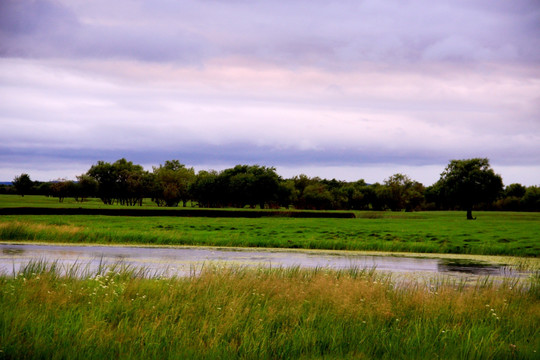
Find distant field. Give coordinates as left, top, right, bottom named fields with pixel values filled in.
left=0, top=194, right=175, bottom=209
left=0, top=208, right=538, bottom=256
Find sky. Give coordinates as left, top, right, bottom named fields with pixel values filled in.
left=1, top=0, right=539, bottom=186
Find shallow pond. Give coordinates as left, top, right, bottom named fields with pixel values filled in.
left=0, top=243, right=528, bottom=280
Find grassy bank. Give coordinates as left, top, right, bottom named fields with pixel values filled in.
left=1, top=264, right=538, bottom=359
left=0, top=211, right=539, bottom=256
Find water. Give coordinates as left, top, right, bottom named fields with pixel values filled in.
left=0, top=243, right=525, bottom=279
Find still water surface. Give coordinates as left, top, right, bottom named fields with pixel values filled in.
left=0, top=243, right=524, bottom=279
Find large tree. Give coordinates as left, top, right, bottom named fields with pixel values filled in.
left=86, top=161, right=116, bottom=204
left=86, top=158, right=150, bottom=205
left=436, top=158, right=503, bottom=219
left=219, top=165, right=281, bottom=209
left=12, top=173, right=33, bottom=197
left=152, top=160, right=196, bottom=207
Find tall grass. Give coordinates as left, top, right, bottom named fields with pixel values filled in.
left=0, top=263, right=538, bottom=359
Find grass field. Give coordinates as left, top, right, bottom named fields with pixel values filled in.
left=1, top=263, right=538, bottom=359
left=0, top=210, right=538, bottom=257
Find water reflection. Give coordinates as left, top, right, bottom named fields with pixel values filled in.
left=438, top=259, right=506, bottom=275
left=437, top=259, right=503, bottom=276
left=0, top=243, right=527, bottom=279
left=2, top=248, right=25, bottom=255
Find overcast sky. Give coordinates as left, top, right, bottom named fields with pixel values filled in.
left=1, top=0, right=539, bottom=186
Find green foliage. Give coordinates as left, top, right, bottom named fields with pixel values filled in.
left=436, top=158, right=504, bottom=218
left=50, top=179, right=76, bottom=202
left=0, top=184, right=16, bottom=195
left=152, top=160, right=195, bottom=207
left=12, top=173, right=33, bottom=197
left=75, top=174, right=98, bottom=201
left=6, top=157, right=538, bottom=212
left=342, top=180, right=373, bottom=210
left=222, top=165, right=281, bottom=208
left=505, top=183, right=527, bottom=198
left=521, top=186, right=540, bottom=212
left=383, top=173, right=425, bottom=211
left=190, top=170, right=221, bottom=208
left=191, top=165, right=281, bottom=209
left=87, top=158, right=151, bottom=206
left=301, top=183, right=334, bottom=210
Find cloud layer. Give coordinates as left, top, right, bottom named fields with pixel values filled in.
left=3, top=0, right=540, bottom=64
left=1, top=0, right=539, bottom=185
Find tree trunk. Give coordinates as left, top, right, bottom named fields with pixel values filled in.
left=466, top=209, right=476, bottom=220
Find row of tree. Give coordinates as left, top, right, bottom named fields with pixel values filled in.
left=4, top=158, right=540, bottom=216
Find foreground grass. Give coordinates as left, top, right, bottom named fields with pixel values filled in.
left=0, top=211, right=539, bottom=256
left=0, top=264, right=538, bottom=359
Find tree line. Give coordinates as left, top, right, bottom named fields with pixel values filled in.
left=4, top=158, right=540, bottom=216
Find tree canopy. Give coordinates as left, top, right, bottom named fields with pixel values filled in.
left=12, top=173, right=33, bottom=197
left=86, top=158, right=151, bottom=206
left=435, top=158, right=503, bottom=219
left=152, top=160, right=196, bottom=207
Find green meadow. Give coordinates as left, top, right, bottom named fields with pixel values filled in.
left=0, top=210, right=538, bottom=256
left=1, top=264, right=539, bottom=359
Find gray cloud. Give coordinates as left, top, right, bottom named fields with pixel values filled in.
left=1, top=0, right=539, bottom=66
left=0, top=0, right=77, bottom=34
left=0, top=0, right=79, bottom=57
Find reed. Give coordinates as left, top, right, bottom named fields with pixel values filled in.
left=0, top=263, right=538, bottom=359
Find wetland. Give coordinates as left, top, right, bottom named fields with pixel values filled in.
left=0, top=243, right=531, bottom=280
